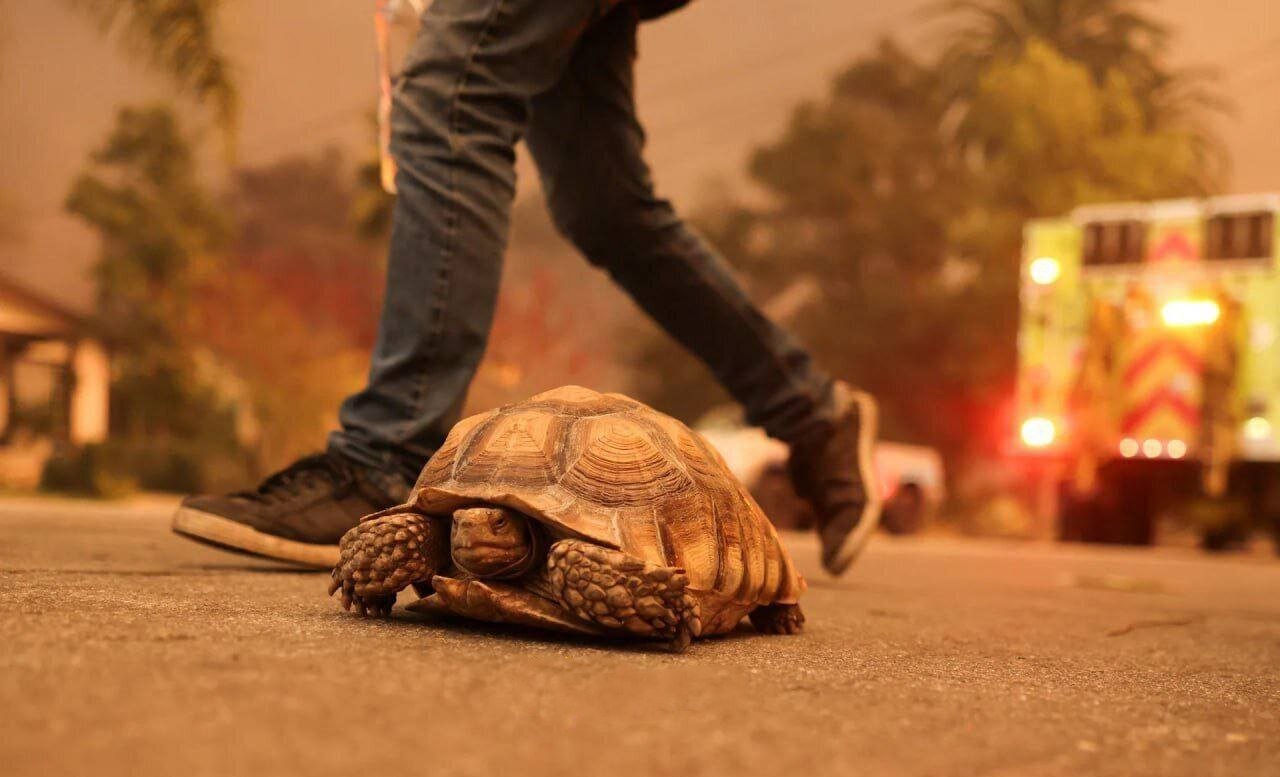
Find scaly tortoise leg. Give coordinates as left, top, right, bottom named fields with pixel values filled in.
left=328, top=510, right=449, bottom=617
left=545, top=539, right=702, bottom=651
left=748, top=602, right=805, bottom=635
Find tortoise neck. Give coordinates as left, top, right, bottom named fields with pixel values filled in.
left=470, top=522, right=546, bottom=581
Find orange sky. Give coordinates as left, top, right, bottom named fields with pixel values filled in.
left=1, top=0, right=1277, bottom=308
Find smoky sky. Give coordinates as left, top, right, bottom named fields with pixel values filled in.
left=1, top=0, right=1276, bottom=307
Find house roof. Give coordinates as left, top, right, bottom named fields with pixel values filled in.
left=0, top=271, right=89, bottom=338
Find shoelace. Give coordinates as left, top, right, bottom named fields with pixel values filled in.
left=252, top=453, right=354, bottom=503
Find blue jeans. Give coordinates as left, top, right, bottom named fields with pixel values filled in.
left=329, top=0, right=837, bottom=480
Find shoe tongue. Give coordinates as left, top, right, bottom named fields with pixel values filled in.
left=258, top=454, right=342, bottom=494
left=363, top=466, right=411, bottom=503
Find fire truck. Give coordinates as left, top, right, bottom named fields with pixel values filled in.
left=1016, top=194, right=1280, bottom=547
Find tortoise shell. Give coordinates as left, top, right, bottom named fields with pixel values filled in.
left=404, top=385, right=805, bottom=633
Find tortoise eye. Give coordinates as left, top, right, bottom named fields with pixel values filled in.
left=494, top=516, right=507, bottom=529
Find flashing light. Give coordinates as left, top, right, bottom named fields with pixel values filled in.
left=1244, top=416, right=1272, bottom=442
left=1028, top=257, right=1062, bottom=286
left=1167, top=439, right=1188, bottom=459
left=1119, top=438, right=1139, bottom=458
left=1161, top=299, right=1220, bottom=328
left=1020, top=417, right=1056, bottom=448
left=1141, top=439, right=1163, bottom=458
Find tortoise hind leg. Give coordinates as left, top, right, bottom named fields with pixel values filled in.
left=546, top=539, right=702, bottom=651
left=748, top=602, right=805, bottom=635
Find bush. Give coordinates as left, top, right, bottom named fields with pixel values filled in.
left=40, top=444, right=138, bottom=498
left=39, top=440, right=250, bottom=497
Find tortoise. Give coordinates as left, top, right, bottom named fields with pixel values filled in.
left=328, top=385, right=806, bottom=650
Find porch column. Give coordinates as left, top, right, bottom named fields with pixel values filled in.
left=0, top=340, right=13, bottom=442
left=68, top=339, right=109, bottom=445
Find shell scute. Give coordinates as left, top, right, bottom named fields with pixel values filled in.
left=414, top=408, right=494, bottom=489
left=454, top=410, right=562, bottom=488
left=557, top=417, right=695, bottom=507
left=650, top=489, right=721, bottom=592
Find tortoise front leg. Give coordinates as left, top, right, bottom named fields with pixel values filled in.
left=545, top=540, right=702, bottom=651
left=328, top=510, right=449, bottom=617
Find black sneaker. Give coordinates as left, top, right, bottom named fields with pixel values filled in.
left=171, top=452, right=411, bottom=568
left=787, top=382, right=883, bottom=576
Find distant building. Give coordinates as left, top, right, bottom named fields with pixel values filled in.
left=0, top=273, right=109, bottom=488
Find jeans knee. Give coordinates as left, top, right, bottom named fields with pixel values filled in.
left=389, top=78, right=453, bottom=162
left=389, top=75, right=522, bottom=204
left=389, top=41, right=529, bottom=162
left=547, top=185, right=679, bottom=264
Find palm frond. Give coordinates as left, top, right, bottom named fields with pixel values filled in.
left=65, top=0, right=237, bottom=141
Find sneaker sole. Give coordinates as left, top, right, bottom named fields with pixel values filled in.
left=824, top=389, right=884, bottom=575
left=171, top=506, right=340, bottom=569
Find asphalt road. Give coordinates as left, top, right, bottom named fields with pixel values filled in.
left=2, top=497, right=1278, bottom=777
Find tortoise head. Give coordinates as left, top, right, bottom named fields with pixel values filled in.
left=451, top=506, right=541, bottom=579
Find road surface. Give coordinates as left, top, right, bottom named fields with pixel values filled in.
left=2, top=498, right=1277, bottom=777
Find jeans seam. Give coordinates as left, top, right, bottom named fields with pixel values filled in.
left=405, top=0, right=508, bottom=431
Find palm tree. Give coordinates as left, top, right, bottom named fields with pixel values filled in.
left=936, top=0, right=1225, bottom=115
left=937, top=0, right=1167, bottom=88
left=934, top=0, right=1226, bottom=182
left=65, top=0, right=237, bottom=138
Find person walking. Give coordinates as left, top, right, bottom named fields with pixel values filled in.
left=172, top=0, right=882, bottom=576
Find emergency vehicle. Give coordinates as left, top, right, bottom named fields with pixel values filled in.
left=1016, top=194, right=1280, bottom=546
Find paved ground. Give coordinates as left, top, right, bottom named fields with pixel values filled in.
left=2, top=497, right=1278, bottom=777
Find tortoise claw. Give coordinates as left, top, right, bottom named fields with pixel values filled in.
left=666, top=623, right=694, bottom=653
left=331, top=575, right=394, bottom=618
